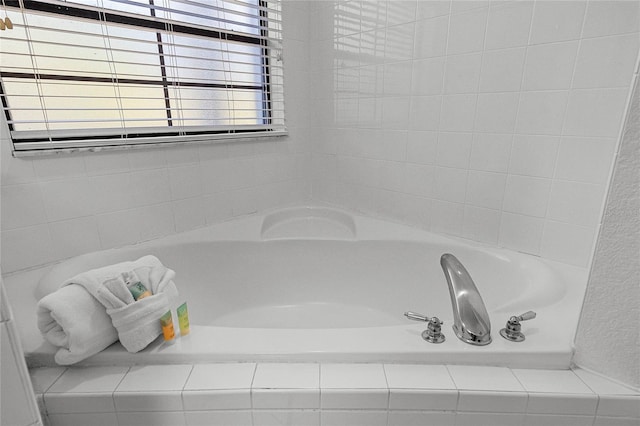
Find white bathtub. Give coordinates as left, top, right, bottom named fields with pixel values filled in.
left=4, top=206, right=588, bottom=369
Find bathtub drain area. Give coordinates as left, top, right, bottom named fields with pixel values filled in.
left=30, top=363, right=639, bottom=426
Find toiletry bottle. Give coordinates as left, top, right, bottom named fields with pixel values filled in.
left=177, top=302, right=190, bottom=336
left=122, top=271, right=152, bottom=301
left=160, top=310, right=175, bottom=343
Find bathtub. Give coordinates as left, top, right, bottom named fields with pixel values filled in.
left=4, top=206, right=588, bottom=369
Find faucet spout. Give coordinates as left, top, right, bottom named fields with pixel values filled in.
left=440, top=253, right=492, bottom=346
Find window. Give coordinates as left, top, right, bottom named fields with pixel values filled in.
left=0, top=0, right=284, bottom=155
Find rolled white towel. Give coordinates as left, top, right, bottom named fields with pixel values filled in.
left=96, top=266, right=178, bottom=353
left=37, top=255, right=179, bottom=364
left=37, top=284, right=118, bottom=365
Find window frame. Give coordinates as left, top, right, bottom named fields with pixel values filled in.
left=0, top=0, right=286, bottom=156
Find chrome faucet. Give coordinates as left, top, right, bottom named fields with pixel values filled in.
left=440, top=253, right=492, bottom=346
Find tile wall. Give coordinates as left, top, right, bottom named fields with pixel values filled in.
left=0, top=1, right=312, bottom=273
left=30, top=363, right=640, bottom=426
left=307, top=0, right=640, bottom=267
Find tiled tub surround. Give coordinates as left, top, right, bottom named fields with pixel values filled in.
left=5, top=206, right=587, bottom=369
left=30, top=363, right=639, bottom=426
left=307, top=0, right=640, bottom=269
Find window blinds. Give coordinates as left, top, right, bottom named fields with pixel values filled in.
left=0, top=0, right=285, bottom=155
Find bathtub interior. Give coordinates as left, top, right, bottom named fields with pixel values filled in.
left=5, top=206, right=588, bottom=368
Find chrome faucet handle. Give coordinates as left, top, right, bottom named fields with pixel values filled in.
left=500, top=311, right=536, bottom=342
left=404, top=311, right=446, bottom=343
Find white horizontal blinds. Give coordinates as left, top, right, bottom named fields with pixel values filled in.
left=0, top=0, right=284, bottom=153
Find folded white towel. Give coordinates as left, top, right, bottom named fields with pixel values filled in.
left=37, top=255, right=178, bottom=364
left=95, top=265, right=178, bottom=353
left=37, top=284, right=118, bottom=365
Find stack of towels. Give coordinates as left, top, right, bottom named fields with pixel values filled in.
left=37, top=255, right=178, bottom=365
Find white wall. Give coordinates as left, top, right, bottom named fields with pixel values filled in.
left=574, top=77, right=639, bottom=389
left=0, top=1, right=312, bottom=273
left=307, top=0, right=639, bottom=268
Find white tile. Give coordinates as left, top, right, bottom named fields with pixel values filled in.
left=403, top=195, right=432, bottom=230
left=83, top=151, right=130, bottom=176
left=48, top=216, right=102, bottom=260
left=48, top=412, right=118, bottom=426
left=596, top=395, right=640, bottom=419
left=479, top=47, right=526, bottom=93
left=384, top=62, right=413, bottom=97
left=572, top=369, right=639, bottom=396
left=433, top=167, right=468, bottom=203
left=49, top=367, right=128, bottom=393
left=136, top=203, right=175, bottom=241
left=169, top=165, right=203, bottom=201
left=540, top=221, right=596, bottom=267
left=414, top=15, right=449, bottom=59
left=447, top=7, right=488, bottom=55
left=447, top=365, right=524, bottom=392
left=32, top=155, right=86, bottom=181
left=547, top=181, right=605, bottom=227
left=321, top=388, right=389, bottom=410
left=524, top=413, right=594, bottom=426
left=382, top=97, right=411, bottom=130
left=503, top=175, right=552, bottom=218
left=128, top=147, right=167, bottom=169
left=203, top=193, right=234, bottom=224
left=320, top=364, right=387, bottom=389
left=388, top=389, right=458, bottom=411
left=410, top=96, right=442, bottom=131
left=44, top=392, right=116, bottom=414
left=388, top=410, right=455, bottom=426
left=407, top=131, right=438, bottom=165
left=436, top=132, right=472, bottom=169
left=320, top=410, right=387, bottom=426
left=416, top=1, right=451, bottom=20
left=594, top=417, right=640, bottom=426
left=509, top=135, right=560, bottom=179
left=555, top=137, right=616, bottom=184
left=29, top=367, right=66, bottom=393
left=40, top=178, right=97, bottom=222
left=129, top=168, right=172, bottom=207
left=440, top=94, right=477, bottom=132
left=563, top=88, right=630, bottom=137
left=411, top=58, right=445, bottom=96
left=529, top=1, right=587, bottom=45
left=465, top=170, right=507, bottom=210
left=525, top=393, right=598, bottom=415
left=89, top=173, right=134, bottom=214
left=166, top=145, right=200, bottom=165
left=114, top=390, right=184, bottom=413
left=378, top=161, right=406, bottom=193
left=184, top=363, right=255, bottom=391
left=252, top=410, right=320, bottom=426
left=474, top=92, right=520, bottom=133
left=96, top=209, right=142, bottom=249
left=512, top=369, right=595, bottom=394
left=485, top=1, right=533, bottom=50
left=384, top=365, right=456, bottom=390
left=457, top=390, right=528, bottom=413
left=1, top=224, right=55, bottom=272
left=116, top=411, right=186, bottom=426
left=1, top=184, right=47, bottom=231
left=172, top=197, right=206, bottom=233
left=443, top=53, right=482, bottom=94
left=469, top=133, right=512, bottom=173
left=451, top=0, right=488, bottom=15
left=184, top=410, right=252, bottom=426
left=516, top=91, right=569, bottom=136
left=522, top=42, right=579, bottom=91
left=498, top=213, right=545, bottom=255
left=457, top=412, right=526, bottom=426
left=116, top=365, right=192, bottom=392
left=582, top=0, right=640, bottom=37
left=182, top=389, right=251, bottom=411
left=253, top=388, right=320, bottom=409
left=462, top=205, right=501, bottom=245
left=572, top=34, right=640, bottom=89
left=431, top=200, right=464, bottom=237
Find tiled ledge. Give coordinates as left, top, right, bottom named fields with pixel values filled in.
left=30, top=363, right=639, bottom=426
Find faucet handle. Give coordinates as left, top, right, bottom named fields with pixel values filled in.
left=404, top=312, right=445, bottom=344
left=500, top=311, right=537, bottom=342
